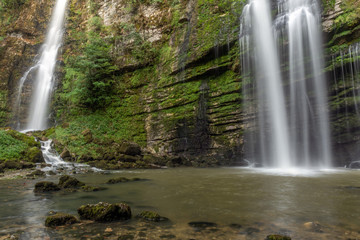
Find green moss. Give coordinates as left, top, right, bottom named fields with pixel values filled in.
left=45, top=213, right=79, bottom=227
left=266, top=235, right=291, bottom=240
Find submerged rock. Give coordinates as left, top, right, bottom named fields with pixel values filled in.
left=188, top=221, right=217, bottom=230
left=137, top=210, right=168, bottom=222
left=303, top=221, right=323, bottom=232
left=34, top=181, right=60, bottom=192
left=266, top=235, right=291, bottom=240
left=77, top=202, right=131, bottom=222
left=45, top=212, right=79, bottom=227
left=81, top=185, right=107, bottom=192
left=106, top=177, right=146, bottom=184
left=58, top=175, right=85, bottom=188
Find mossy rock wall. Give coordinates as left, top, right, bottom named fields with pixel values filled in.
left=2, top=0, right=360, bottom=166
left=323, top=0, right=360, bottom=166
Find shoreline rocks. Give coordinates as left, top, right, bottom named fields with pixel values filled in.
left=78, top=202, right=132, bottom=222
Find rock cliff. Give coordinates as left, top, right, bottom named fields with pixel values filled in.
left=0, top=0, right=360, bottom=166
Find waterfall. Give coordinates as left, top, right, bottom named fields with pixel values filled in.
left=332, top=42, right=360, bottom=130
left=16, top=0, right=69, bottom=131
left=240, top=0, right=332, bottom=168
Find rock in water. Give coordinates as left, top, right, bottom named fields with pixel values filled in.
left=266, top=235, right=291, bottom=240
left=34, top=181, right=60, bottom=192
left=58, top=175, right=85, bottom=188
left=45, top=213, right=78, bottom=227
left=77, top=202, right=131, bottom=222
left=137, top=210, right=168, bottom=222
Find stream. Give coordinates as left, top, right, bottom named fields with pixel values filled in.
left=1, top=168, right=360, bottom=239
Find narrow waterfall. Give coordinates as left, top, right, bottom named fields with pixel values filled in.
left=16, top=0, right=69, bottom=131
left=240, top=0, right=332, bottom=168
left=332, top=43, right=360, bottom=118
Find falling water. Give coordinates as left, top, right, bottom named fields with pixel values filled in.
left=17, top=0, right=68, bottom=131
left=240, top=0, right=332, bottom=168
left=332, top=42, right=360, bottom=140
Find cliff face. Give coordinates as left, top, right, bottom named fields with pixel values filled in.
left=1, top=0, right=360, bottom=166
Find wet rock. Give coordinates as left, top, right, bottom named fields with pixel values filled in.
left=81, top=185, right=107, bottom=192
left=26, top=169, right=46, bottom=178
left=45, top=212, right=79, bottom=227
left=117, top=142, right=141, bottom=156
left=25, top=147, right=44, bottom=163
left=34, top=181, right=60, bottom=192
left=244, top=227, right=260, bottom=234
left=118, top=154, right=139, bottom=163
left=303, top=221, right=323, bottom=232
left=106, top=177, right=131, bottom=184
left=266, top=235, right=291, bottom=240
left=58, top=175, right=85, bottom=189
left=60, top=147, right=71, bottom=160
left=106, top=177, right=146, bottom=184
left=348, top=161, right=360, bottom=169
left=137, top=210, right=168, bottom=222
left=78, top=202, right=131, bottom=222
left=188, top=221, right=217, bottom=230
left=118, top=234, right=135, bottom=240
left=229, top=223, right=242, bottom=229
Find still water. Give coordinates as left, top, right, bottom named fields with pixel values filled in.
left=1, top=167, right=360, bottom=239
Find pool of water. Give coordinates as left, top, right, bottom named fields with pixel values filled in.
left=1, top=167, right=360, bottom=239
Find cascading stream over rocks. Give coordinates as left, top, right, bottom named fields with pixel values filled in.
left=240, top=0, right=332, bottom=168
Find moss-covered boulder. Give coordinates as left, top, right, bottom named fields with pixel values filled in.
left=137, top=211, right=167, bottom=222
left=34, top=181, right=60, bottom=192
left=45, top=213, right=79, bottom=227
left=77, top=202, right=131, bottom=222
left=117, top=142, right=141, bottom=156
left=58, top=175, right=85, bottom=189
left=106, top=177, right=130, bottom=184
left=106, top=177, right=145, bottom=184
left=24, top=147, right=44, bottom=163
left=266, top=235, right=291, bottom=240
left=0, top=129, right=43, bottom=171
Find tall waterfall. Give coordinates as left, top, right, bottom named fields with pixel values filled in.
left=240, top=0, right=332, bottom=168
left=16, top=0, right=68, bottom=131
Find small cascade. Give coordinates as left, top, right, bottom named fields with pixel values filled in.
left=332, top=42, right=360, bottom=125
left=40, top=140, right=100, bottom=174
left=240, top=0, right=332, bottom=168
left=15, top=0, right=69, bottom=131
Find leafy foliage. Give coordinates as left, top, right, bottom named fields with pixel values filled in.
left=61, top=27, right=117, bottom=113
left=0, top=130, right=27, bottom=160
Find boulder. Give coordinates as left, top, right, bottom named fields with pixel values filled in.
left=117, top=142, right=141, bottom=156
left=45, top=213, right=79, bottom=227
left=77, top=202, right=131, bottom=222
left=25, top=147, right=44, bottom=163
left=266, top=235, right=291, bottom=240
left=34, top=181, right=60, bottom=192
left=106, top=177, right=130, bottom=184
left=117, top=154, right=139, bottom=163
left=60, top=148, right=71, bottom=160
left=137, top=211, right=167, bottom=222
left=27, top=169, right=46, bottom=178
left=81, top=185, right=107, bottom=192
left=58, top=175, right=85, bottom=189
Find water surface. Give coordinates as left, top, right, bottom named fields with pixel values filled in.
left=1, top=167, right=360, bottom=239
